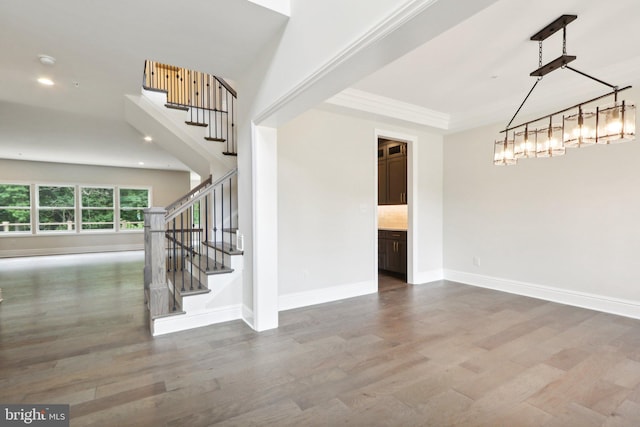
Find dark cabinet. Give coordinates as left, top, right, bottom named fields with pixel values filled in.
left=378, top=140, right=407, bottom=205
left=378, top=230, right=407, bottom=275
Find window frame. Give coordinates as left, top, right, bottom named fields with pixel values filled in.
left=0, top=182, right=152, bottom=237
left=118, top=186, right=151, bottom=232
left=36, top=184, right=77, bottom=234
left=80, top=185, right=116, bottom=232
left=0, top=182, right=33, bottom=234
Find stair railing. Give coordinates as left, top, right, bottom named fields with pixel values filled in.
left=142, top=60, right=237, bottom=155
left=143, top=169, right=239, bottom=326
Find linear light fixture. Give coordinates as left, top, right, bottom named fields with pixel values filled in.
left=494, top=15, right=635, bottom=166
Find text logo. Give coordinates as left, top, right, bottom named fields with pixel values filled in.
left=1, top=405, right=69, bottom=427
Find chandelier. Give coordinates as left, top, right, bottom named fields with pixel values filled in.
left=494, top=15, right=635, bottom=166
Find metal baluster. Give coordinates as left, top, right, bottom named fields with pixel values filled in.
left=189, top=206, right=194, bottom=291
left=229, top=177, right=233, bottom=244
left=205, top=194, right=209, bottom=272
left=220, top=183, right=225, bottom=268
left=198, top=199, right=203, bottom=289
left=180, top=213, right=185, bottom=292
left=226, top=91, right=230, bottom=153
left=207, top=74, right=212, bottom=138
left=213, top=188, right=218, bottom=269
left=172, top=218, right=177, bottom=311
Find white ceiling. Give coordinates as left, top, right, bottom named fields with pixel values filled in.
left=352, top=0, right=640, bottom=132
left=0, top=0, right=288, bottom=171
left=2, top=0, right=639, bottom=171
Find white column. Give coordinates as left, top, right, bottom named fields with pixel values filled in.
left=252, top=124, right=279, bottom=331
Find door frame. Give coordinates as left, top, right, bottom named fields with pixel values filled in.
left=374, top=129, right=418, bottom=285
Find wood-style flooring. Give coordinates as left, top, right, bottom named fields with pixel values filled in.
left=1, top=252, right=640, bottom=426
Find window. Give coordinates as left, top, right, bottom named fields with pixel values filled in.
left=81, top=187, right=114, bottom=231
left=119, top=188, right=149, bottom=230
left=37, top=185, right=76, bottom=231
left=0, top=184, right=31, bottom=233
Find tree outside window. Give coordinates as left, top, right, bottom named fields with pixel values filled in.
left=0, top=184, right=31, bottom=233
left=81, top=187, right=114, bottom=230
left=38, top=185, right=76, bottom=231
left=119, top=188, right=149, bottom=230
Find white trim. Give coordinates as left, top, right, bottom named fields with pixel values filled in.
left=253, top=0, right=439, bottom=124
left=152, top=304, right=242, bottom=336
left=241, top=304, right=255, bottom=330
left=0, top=244, right=144, bottom=258
left=374, top=129, right=418, bottom=284
left=279, top=280, right=377, bottom=312
left=444, top=270, right=640, bottom=320
left=327, top=89, right=449, bottom=129
left=412, top=269, right=444, bottom=285
left=251, top=124, right=279, bottom=331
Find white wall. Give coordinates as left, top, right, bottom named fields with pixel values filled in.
left=250, top=0, right=499, bottom=127
left=0, top=159, right=189, bottom=257
left=443, top=120, right=640, bottom=317
left=277, top=108, right=443, bottom=309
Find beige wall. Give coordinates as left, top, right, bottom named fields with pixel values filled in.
left=0, top=159, right=190, bottom=257
left=277, top=108, right=443, bottom=300
left=443, top=117, right=640, bottom=305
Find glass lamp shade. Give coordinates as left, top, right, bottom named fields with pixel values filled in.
left=494, top=136, right=516, bottom=166
left=493, top=139, right=505, bottom=165
left=563, top=108, right=596, bottom=147
left=548, top=125, right=565, bottom=156
left=536, top=127, right=550, bottom=158
left=514, top=127, right=536, bottom=159
left=596, top=101, right=636, bottom=144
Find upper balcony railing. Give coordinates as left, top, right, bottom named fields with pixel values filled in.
left=143, top=60, right=237, bottom=155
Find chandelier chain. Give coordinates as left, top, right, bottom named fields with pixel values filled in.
left=538, top=41, right=543, bottom=68
left=562, top=26, right=567, bottom=55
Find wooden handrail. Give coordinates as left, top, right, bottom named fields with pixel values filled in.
left=165, top=175, right=212, bottom=214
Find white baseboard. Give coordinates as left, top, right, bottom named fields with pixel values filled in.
left=152, top=304, right=242, bottom=336
left=411, top=268, right=444, bottom=285
left=242, top=304, right=255, bottom=330
left=444, top=270, right=640, bottom=320
left=279, top=280, right=377, bottom=312
left=0, top=244, right=144, bottom=258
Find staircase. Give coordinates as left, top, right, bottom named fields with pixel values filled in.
left=140, top=61, right=244, bottom=336
left=143, top=60, right=237, bottom=156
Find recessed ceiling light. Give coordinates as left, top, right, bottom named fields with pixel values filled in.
left=38, top=55, right=56, bottom=66
left=37, top=77, right=54, bottom=86
left=138, top=161, right=145, bottom=165
left=144, top=136, right=153, bottom=142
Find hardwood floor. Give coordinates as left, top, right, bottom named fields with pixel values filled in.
left=378, top=270, right=407, bottom=293
left=1, top=252, right=640, bottom=426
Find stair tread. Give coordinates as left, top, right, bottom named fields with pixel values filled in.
left=167, top=271, right=209, bottom=294
left=165, top=103, right=189, bottom=111
left=191, top=252, right=234, bottom=274
left=222, top=227, right=238, bottom=233
left=204, top=137, right=226, bottom=142
left=222, top=152, right=238, bottom=156
left=185, top=121, right=208, bottom=127
left=204, top=241, right=244, bottom=255
left=151, top=288, right=185, bottom=320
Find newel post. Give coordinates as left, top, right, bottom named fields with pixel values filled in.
left=144, top=207, right=168, bottom=326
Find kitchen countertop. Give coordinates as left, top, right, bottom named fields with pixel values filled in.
left=378, top=228, right=407, bottom=232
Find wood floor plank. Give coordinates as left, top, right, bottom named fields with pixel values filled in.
left=2, top=252, right=640, bottom=425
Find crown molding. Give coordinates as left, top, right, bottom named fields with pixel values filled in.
left=253, top=0, right=441, bottom=125
left=326, top=88, right=450, bottom=129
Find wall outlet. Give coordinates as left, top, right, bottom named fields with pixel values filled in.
left=473, top=256, right=481, bottom=267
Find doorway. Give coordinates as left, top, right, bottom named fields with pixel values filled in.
left=376, top=135, right=409, bottom=292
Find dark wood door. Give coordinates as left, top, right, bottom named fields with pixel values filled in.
left=387, top=155, right=406, bottom=205
left=378, top=159, right=387, bottom=204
